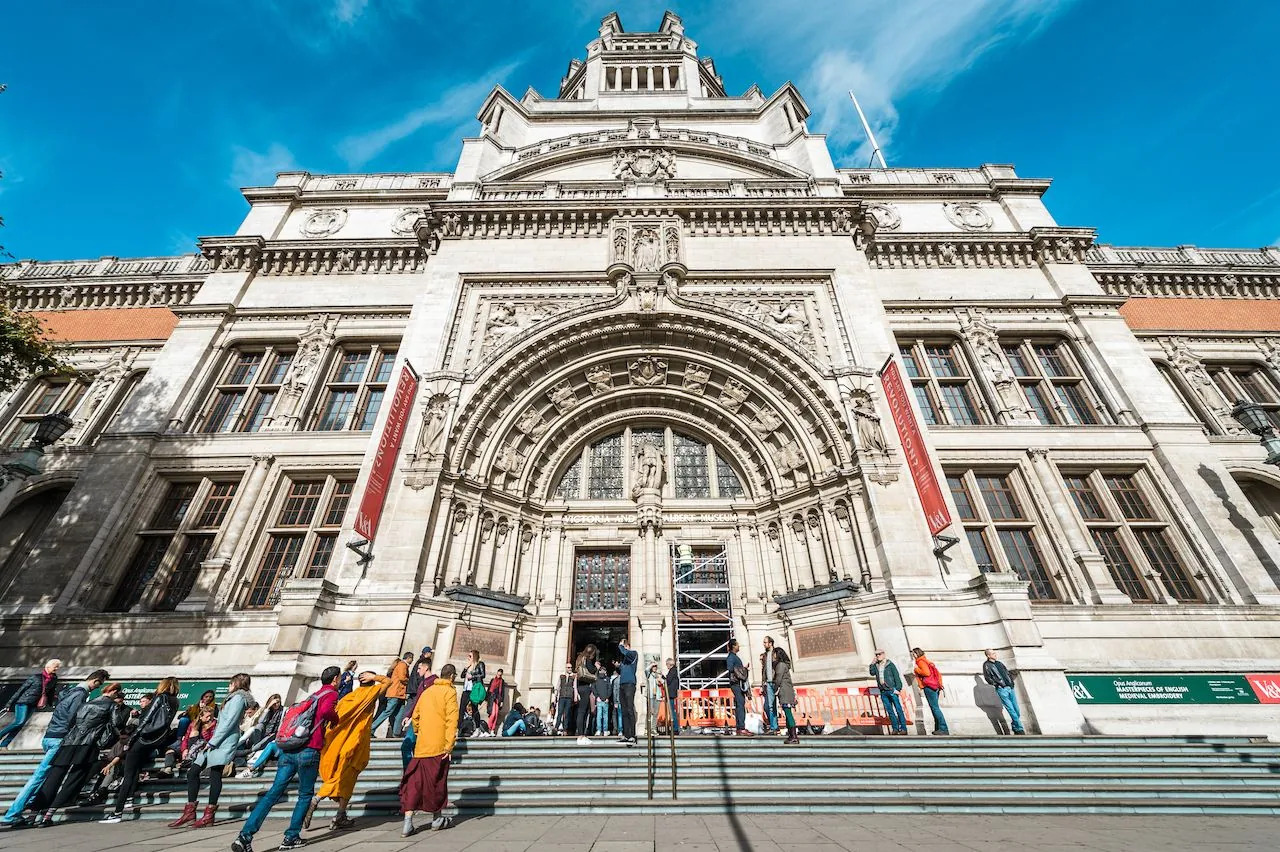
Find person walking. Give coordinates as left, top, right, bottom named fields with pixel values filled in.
left=609, top=663, right=622, bottom=735
left=29, top=682, right=129, bottom=826
left=0, top=659, right=62, bottom=748
left=371, top=652, right=412, bottom=738
left=101, top=677, right=180, bottom=822
left=458, top=650, right=487, bottom=728
left=591, top=662, right=611, bottom=736
left=760, top=636, right=779, bottom=734
left=1, top=667, right=108, bottom=826
left=337, top=662, right=358, bottom=698
left=553, top=663, right=575, bottom=735
left=171, top=673, right=255, bottom=829
left=911, top=648, right=949, bottom=735
left=869, top=650, right=908, bottom=735
left=772, top=646, right=800, bottom=745
left=400, top=664, right=458, bottom=836
left=232, top=665, right=341, bottom=852
left=664, top=658, right=681, bottom=735
left=617, top=638, right=639, bottom=745
left=726, top=639, right=751, bottom=736
left=401, top=650, right=435, bottom=770
left=982, top=649, right=1025, bottom=735
left=573, top=645, right=598, bottom=745
left=306, top=670, right=390, bottom=831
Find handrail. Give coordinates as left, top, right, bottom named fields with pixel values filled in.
left=645, top=680, right=656, bottom=799
left=667, top=682, right=679, bottom=800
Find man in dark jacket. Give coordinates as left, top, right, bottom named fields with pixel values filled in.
left=1, top=667, right=108, bottom=826
left=552, top=664, right=574, bottom=735
left=0, top=659, right=62, bottom=749
left=982, top=649, right=1025, bottom=734
left=617, top=639, right=639, bottom=745
left=869, top=650, right=907, bottom=735
left=664, top=659, right=681, bottom=735
left=725, top=640, right=751, bottom=736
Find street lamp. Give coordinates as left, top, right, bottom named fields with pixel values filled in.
left=0, top=410, right=74, bottom=487
left=1231, top=399, right=1280, bottom=467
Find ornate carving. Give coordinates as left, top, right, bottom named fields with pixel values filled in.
left=748, top=404, right=783, bottom=436
left=664, top=226, right=680, bottom=263
left=415, top=393, right=451, bottom=461
left=772, top=440, right=806, bottom=475
left=1159, top=336, right=1244, bottom=434
left=629, top=357, right=667, bottom=387
left=612, top=228, right=629, bottom=264
left=585, top=365, right=613, bottom=396
left=548, top=381, right=578, bottom=414
left=300, top=208, right=348, bottom=237
left=636, top=278, right=659, bottom=312
left=280, top=314, right=337, bottom=401
left=937, top=243, right=958, bottom=266
left=609, top=216, right=682, bottom=270
left=451, top=505, right=469, bottom=535
left=718, top=378, right=750, bottom=413
left=392, top=207, right=428, bottom=236
left=697, top=291, right=824, bottom=359
left=470, top=298, right=587, bottom=365
left=494, top=444, right=527, bottom=476
left=516, top=408, right=548, bottom=439
left=612, top=147, right=676, bottom=182
left=632, top=226, right=662, bottom=271
left=65, top=347, right=137, bottom=442
left=866, top=203, right=901, bottom=231
left=846, top=387, right=889, bottom=454
left=956, top=308, right=1035, bottom=424
left=495, top=516, right=511, bottom=548
left=943, top=202, right=992, bottom=231
left=636, top=502, right=663, bottom=534
left=830, top=209, right=854, bottom=234
left=1258, top=338, right=1280, bottom=376
left=441, top=212, right=463, bottom=236
left=682, top=363, right=711, bottom=394
left=631, top=441, right=666, bottom=496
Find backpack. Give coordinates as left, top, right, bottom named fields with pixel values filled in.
left=275, top=692, right=321, bottom=753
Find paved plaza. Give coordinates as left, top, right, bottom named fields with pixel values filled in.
left=0, top=813, right=1273, bottom=851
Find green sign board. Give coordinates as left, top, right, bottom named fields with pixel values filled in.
left=1068, top=674, right=1260, bottom=705
left=96, top=680, right=230, bottom=708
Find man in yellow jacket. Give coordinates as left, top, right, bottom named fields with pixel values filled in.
left=399, top=663, right=458, bottom=837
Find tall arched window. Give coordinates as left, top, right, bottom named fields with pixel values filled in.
left=553, top=426, right=746, bottom=501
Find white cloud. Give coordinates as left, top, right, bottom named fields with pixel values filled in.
left=228, top=143, right=299, bottom=189
left=330, top=0, right=370, bottom=26
left=336, top=60, right=525, bottom=168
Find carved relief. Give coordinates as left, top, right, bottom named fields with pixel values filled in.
left=469, top=297, right=593, bottom=366
left=718, top=378, right=750, bottom=413
left=664, top=226, right=680, bottom=263
left=268, top=314, right=337, bottom=430
left=748, top=404, right=783, bottom=436
left=633, top=227, right=662, bottom=271
left=516, top=408, right=549, bottom=439
left=415, top=393, right=451, bottom=461
left=612, top=228, right=629, bottom=265
left=612, top=148, right=676, bottom=182
left=846, top=387, right=889, bottom=454
left=608, top=216, right=682, bottom=270
left=942, top=202, right=992, bottom=231
left=1258, top=338, right=1280, bottom=376
left=628, top=357, right=667, bottom=387
left=866, top=203, right=901, bottom=231
left=682, top=364, right=711, bottom=394
left=494, top=444, right=527, bottom=476
left=441, top=212, right=463, bottom=236
left=956, top=308, right=1035, bottom=424
left=1159, top=336, right=1243, bottom=434
left=772, top=440, right=806, bottom=475
left=301, top=208, right=348, bottom=237
left=548, top=381, right=578, bottom=414
left=451, top=505, right=470, bottom=535
left=65, top=347, right=137, bottom=442
left=391, top=207, right=428, bottom=236
left=699, top=291, right=825, bottom=359
left=830, top=209, right=855, bottom=234
left=585, top=365, right=613, bottom=395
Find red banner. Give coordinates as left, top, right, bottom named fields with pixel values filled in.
left=1246, top=674, right=1280, bottom=704
left=354, top=363, right=419, bottom=542
left=878, top=358, right=952, bottom=536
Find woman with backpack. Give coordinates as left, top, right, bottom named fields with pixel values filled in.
left=29, top=682, right=129, bottom=825
left=170, top=673, right=255, bottom=829
left=573, top=645, right=598, bottom=745
left=102, top=677, right=180, bottom=823
left=771, top=646, right=800, bottom=745
left=458, top=650, right=486, bottom=730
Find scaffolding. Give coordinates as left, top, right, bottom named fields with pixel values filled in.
left=670, top=542, right=735, bottom=689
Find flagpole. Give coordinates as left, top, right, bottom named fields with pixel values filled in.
left=848, top=90, right=887, bottom=169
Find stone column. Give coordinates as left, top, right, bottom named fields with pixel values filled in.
left=447, top=504, right=478, bottom=587
left=827, top=502, right=860, bottom=583
left=806, top=509, right=837, bottom=584
left=764, top=522, right=792, bottom=592
left=180, top=453, right=274, bottom=612
left=662, top=65, right=671, bottom=90
left=788, top=515, right=818, bottom=588
left=726, top=524, right=751, bottom=607
left=1024, top=448, right=1130, bottom=605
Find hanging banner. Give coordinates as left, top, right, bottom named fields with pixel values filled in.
left=878, top=357, right=951, bottom=535
left=354, top=362, right=419, bottom=542
left=1068, top=673, right=1280, bottom=705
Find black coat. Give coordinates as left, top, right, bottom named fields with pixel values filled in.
left=5, top=670, right=59, bottom=710
left=60, top=695, right=129, bottom=749
left=132, top=693, right=178, bottom=749
left=46, top=684, right=91, bottom=738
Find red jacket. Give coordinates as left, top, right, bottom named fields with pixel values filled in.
left=308, top=685, right=340, bottom=750
left=913, top=656, right=943, bottom=691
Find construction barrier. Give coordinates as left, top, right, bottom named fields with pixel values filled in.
left=673, top=685, right=914, bottom=732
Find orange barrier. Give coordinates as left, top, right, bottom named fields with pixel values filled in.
left=674, top=685, right=914, bottom=732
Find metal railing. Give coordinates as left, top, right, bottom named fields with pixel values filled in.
left=645, top=677, right=678, bottom=800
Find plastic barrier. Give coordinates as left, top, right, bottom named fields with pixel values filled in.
left=676, top=684, right=914, bottom=732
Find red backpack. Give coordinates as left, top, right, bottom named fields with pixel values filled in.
left=275, top=692, right=321, bottom=753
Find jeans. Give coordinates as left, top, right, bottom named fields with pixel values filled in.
left=616, top=704, right=623, bottom=734
left=555, top=697, right=572, bottom=733
left=2, top=736, right=60, bottom=820
left=504, top=719, right=526, bottom=737
left=250, top=741, right=281, bottom=770
left=996, top=685, right=1025, bottom=733
left=371, top=697, right=405, bottom=737
left=594, top=701, right=609, bottom=736
left=730, top=683, right=747, bottom=731
left=620, top=683, right=636, bottom=740
left=880, top=688, right=907, bottom=733
left=0, top=704, right=32, bottom=748
left=763, top=683, right=779, bottom=731
left=923, top=687, right=949, bottom=734
left=668, top=697, right=680, bottom=733
left=239, top=747, right=319, bottom=843
left=400, top=728, right=415, bottom=770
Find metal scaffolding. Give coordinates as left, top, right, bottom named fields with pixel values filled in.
left=670, top=542, right=734, bottom=689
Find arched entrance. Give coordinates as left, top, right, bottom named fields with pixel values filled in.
left=0, top=484, right=73, bottom=604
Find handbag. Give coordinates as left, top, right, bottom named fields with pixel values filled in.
left=469, top=682, right=486, bottom=705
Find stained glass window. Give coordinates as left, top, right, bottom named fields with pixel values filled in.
left=556, top=428, right=749, bottom=501
left=587, top=435, right=624, bottom=499
left=674, top=434, right=711, bottom=498
left=573, top=550, right=630, bottom=611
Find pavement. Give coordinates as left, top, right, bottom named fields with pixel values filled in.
left=0, top=813, right=1273, bottom=851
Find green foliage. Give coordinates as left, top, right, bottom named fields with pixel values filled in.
left=0, top=302, right=67, bottom=392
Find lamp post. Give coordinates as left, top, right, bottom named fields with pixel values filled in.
left=1231, top=399, right=1280, bottom=467
left=0, top=410, right=75, bottom=501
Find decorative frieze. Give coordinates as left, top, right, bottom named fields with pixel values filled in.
left=1157, top=336, right=1245, bottom=435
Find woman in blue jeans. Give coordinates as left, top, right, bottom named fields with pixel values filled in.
left=0, top=660, right=61, bottom=748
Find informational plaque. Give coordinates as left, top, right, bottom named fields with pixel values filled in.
left=1068, top=673, right=1280, bottom=704
left=794, top=623, right=856, bottom=659
left=453, top=625, right=510, bottom=663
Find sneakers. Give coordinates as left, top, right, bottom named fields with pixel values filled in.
left=232, top=835, right=254, bottom=852
left=236, top=768, right=257, bottom=779
left=576, top=736, right=591, bottom=745
left=330, top=815, right=356, bottom=830
left=622, top=737, right=637, bottom=746
left=401, top=815, right=415, bottom=838
left=430, top=816, right=453, bottom=831
left=100, top=813, right=124, bottom=824
left=277, top=837, right=305, bottom=850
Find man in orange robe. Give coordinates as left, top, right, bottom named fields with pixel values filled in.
left=305, top=671, right=389, bottom=830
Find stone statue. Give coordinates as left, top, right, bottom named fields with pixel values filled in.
left=633, top=227, right=661, bottom=271
left=416, top=394, right=450, bottom=460
left=613, top=229, right=628, bottom=264
left=631, top=442, right=665, bottom=496
left=664, top=226, right=680, bottom=263
left=849, top=389, right=889, bottom=454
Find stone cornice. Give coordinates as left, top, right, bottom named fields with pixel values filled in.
left=199, top=236, right=428, bottom=276
left=865, top=227, right=1094, bottom=270
left=0, top=254, right=210, bottom=311
left=1086, top=243, right=1280, bottom=299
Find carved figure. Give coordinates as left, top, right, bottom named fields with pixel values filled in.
left=613, top=229, right=629, bottom=264
left=633, top=227, right=661, bottom=271
left=516, top=408, right=548, bottom=438
left=682, top=364, right=711, bottom=394
left=664, top=226, right=680, bottom=263
left=772, top=440, right=805, bottom=474
left=718, top=378, right=750, bottom=413
left=749, top=404, right=783, bottom=436
left=451, top=506, right=469, bottom=535
left=416, top=394, right=450, bottom=460
left=147, top=282, right=167, bottom=304
left=482, top=302, right=520, bottom=349
left=441, top=212, right=463, bottom=236
left=629, top=357, right=667, bottom=387
left=586, top=365, right=613, bottom=395
left=548, top=382, right=577, bottom=414
left=636, top=279, right=658, bottom=312
left=631, top=442, right=666, bottom=496
left=831, top=209, right=854, bottom=233
left=281, top=314, right=336, bottom=399
left=768, top=301, right=809, bottom=338
left=848, top=389, right=889, bottom=453
left=494, top=444, right=526, bottom=476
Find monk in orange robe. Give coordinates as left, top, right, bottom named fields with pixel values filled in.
left=305, top=671, right=389, bottom=830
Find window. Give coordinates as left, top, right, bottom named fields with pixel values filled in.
left=198, top=347, right=294, bottom=433
left=1064, top=469, right=1201, bottom=602
left=1207, top=364, right=1280, bottom=431
left=898, top=340, right=985, bottom=425
left=947, top=470, right=1057, bottom=600
left=106, top=477, right=241, bottom=612
left=242, top=474, right=354, bottom=609
left=313, top=345, right=396, bottom=431
left=3, top=377, right=90, bottom=446
left=573, top=550, right=631, bottom=612
left=1001, top=340, right=1107, bottom=425
left=553, top=427, right=748, bottom=501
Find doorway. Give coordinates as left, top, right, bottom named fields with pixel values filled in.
left=569, top=619, right=630, bottom=673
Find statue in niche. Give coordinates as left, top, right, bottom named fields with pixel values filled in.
left=451, top=506, right=469, bottom=535
left=415, top=394, right=450, bottom=461
left=633, top=227, right=661, bottom=271
left=848, top=389, right=889, bottom=454
left=664, top=226, right=680, bottom=263
left=631, top=442, right=666, bottom=497
left=613, top=229, right=629, bottom=264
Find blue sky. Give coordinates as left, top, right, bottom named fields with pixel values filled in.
left=2, top=1, right=1278, bottom=261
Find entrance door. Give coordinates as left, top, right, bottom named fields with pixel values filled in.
left=570, top=548, right=632, bottom=671
left=569, top=620, right=630, bottom=673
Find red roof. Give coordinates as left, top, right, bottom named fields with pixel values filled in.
left=30, top=308, right=179, bottom=343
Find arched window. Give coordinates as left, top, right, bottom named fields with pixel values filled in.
left=553, top=426, right=746, bottom=501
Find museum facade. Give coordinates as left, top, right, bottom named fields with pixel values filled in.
left=3, top=11, right=1280, bottom=735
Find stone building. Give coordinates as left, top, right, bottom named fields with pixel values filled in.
left=3, top=11, right=1280, bottom=735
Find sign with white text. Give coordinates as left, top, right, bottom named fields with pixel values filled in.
left=354, top=363, right=419, bottom=542
left=878, top=358, right=951, bottom=535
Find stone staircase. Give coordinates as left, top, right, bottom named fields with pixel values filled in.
left=4, top=735, right=1280, bottom=823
